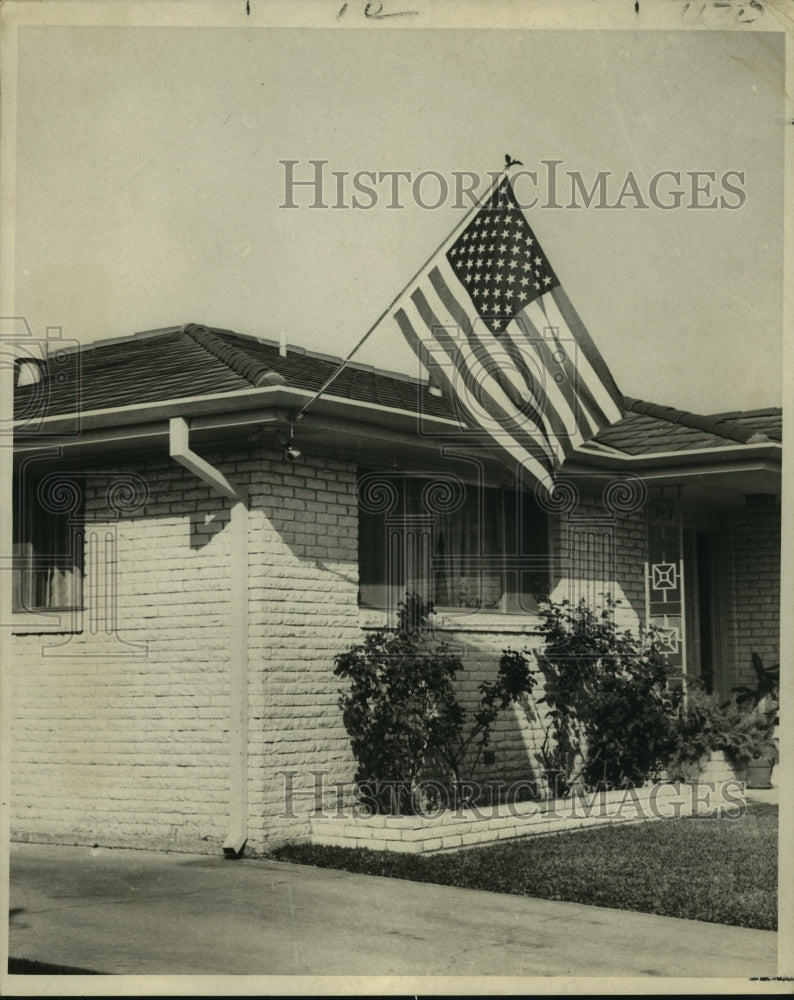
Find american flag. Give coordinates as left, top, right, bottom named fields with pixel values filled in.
left=394, top=175, right=624, bottom=483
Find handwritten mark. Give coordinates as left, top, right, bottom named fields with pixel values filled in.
left=338, top=1, right=419, bottom=19
left=682, top=0, right=763, bottom=22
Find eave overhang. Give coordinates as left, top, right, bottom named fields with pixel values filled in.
left=13, top=387, right=782, bottom=491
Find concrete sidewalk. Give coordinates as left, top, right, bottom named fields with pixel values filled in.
left=8, top=841, right=777, bottom=978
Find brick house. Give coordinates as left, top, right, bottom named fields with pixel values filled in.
left=10, top=323, right=781, bottom=854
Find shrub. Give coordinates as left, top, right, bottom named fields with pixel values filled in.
left=334, top=594, right=461, bottom=814
left=334, top=593, right=534, bottom=813
left=508, top=595, right=681, bottom=791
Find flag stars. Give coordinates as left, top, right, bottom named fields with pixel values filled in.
left=446, top=179, right=558, bottom=332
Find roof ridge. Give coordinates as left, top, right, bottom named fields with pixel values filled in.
left=183, top=323, right=286, bottom=388
left=216, top=328, right=424, bottom=388
left=623, top=396, right=760, bottom=445
left=703, top=406, right=782, bottom=419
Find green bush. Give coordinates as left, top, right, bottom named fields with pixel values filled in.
left=508, top=595, right=681, bottom=791
left=334, top=593, right=534, bottom=813
left=334, top=594, right=461, bottom=814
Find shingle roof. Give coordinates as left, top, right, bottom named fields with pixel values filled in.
left=593, top=398, right=782, bottom=455
left=14, top=323, right=781, bottom=457
left=14, top=323, right=454, bottom=423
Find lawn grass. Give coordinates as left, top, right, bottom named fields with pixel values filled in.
left=270, top=802, right=778, bottom=930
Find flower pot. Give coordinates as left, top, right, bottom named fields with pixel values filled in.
left=745, top=758, right=774, bottom=790
left=698, top=750, right=746, bottom=784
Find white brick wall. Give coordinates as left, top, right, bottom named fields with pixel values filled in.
left=10, top=451, right=682, bottom=854
left=245, top=450, right=360, bottom=850
left=10, top=444, right=363, bottom=854
left=549, top=491, right=647, bottom=633
left=11, top=455, right=236, bottom=852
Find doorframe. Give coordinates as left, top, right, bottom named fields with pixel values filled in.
left=683, top=522, right=725, bottom=699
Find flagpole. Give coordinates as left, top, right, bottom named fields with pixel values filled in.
left=292, top=162, right=514, bottom=423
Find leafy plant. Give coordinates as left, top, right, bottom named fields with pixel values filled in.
left=666, top=684, right=779, bottom=780
left=732, top=651, right=779, bottom=722
left=334, top=593, right=461, bottom=814
left=334, top=593, right=535, bottom=814
left=508, top=595, right=681, bottom=792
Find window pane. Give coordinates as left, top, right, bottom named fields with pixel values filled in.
left=12, top=473, right=83, bottom=612
left=503, top=487, right=550, bottom=613
left=357, top=470, right=549, bottom=613
left=433, top=484, right=504, bottom=609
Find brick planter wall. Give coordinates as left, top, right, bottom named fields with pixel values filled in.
left=308, top=782, right=744, bottom=854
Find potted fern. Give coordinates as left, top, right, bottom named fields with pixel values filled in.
left=732, top=652, right=779, bottom=789
left=667, top=685, right=778, bottom=785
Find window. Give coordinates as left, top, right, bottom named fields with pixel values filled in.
left=358, top=470, right=549, bottom=613
left=12, top=470, right=83, bottom=613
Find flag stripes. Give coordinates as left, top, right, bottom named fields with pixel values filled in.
left=394, top=174, right=624, bottom=480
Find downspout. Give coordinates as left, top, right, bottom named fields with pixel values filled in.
left=169, top=417, right=249, bottom=857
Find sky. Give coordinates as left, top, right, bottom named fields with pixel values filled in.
left=10, top=17, right=786, bottom=414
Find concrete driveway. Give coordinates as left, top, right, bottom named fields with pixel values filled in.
left=7, top=841, right=778, bottom=979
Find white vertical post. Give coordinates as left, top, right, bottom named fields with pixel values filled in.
left=223, top=489, right=249, bottom=856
